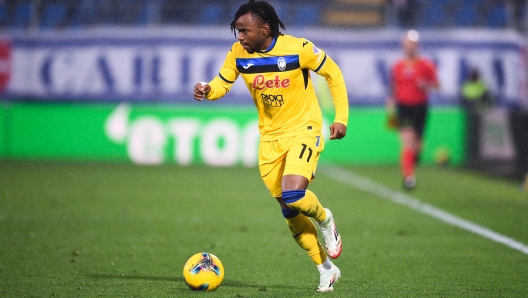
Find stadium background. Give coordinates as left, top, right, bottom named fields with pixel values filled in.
left=0, top=0, right=527, bottom=178
left=1, top=1, right=528, bottom=297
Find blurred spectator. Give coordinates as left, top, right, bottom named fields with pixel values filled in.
left=0, top=0, right=520, bottom=30
left=393, top=0, right=418, bottom=28
left=461, top=68, right=493, bottom=111
left=509, top=0, right=527, bottom=31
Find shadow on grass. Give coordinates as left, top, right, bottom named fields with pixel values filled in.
left=86, top=273, right=302, bottom=290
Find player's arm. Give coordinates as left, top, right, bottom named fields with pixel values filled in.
left=428, top=63, right=440, bottom=90
left=302, top=41, right=348, bottom=139
left=194, top=47, right=239, bottom=101
left=317, top=56, right=348, bottom=139
left=386, top=65, right=396, bottom=112
left=419, top=60, right=440, bottom=91
left=385, top=65, right=399, bottom=130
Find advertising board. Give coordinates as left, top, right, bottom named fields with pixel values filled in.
left=3, top=102, right=465, bottom=166
left=1, top=28, right=526, bottom=107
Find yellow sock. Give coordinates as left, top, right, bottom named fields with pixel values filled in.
left=285, top=213, right=327, bottom=265
left=283, top=189, right=327, bottom=223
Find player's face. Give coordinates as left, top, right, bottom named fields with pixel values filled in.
left=402, top=37, right=418, bottom=58
left=235, top=12, right=270, bottom=54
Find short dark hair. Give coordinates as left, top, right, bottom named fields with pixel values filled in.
left=230, top=0, right=286, bottom=38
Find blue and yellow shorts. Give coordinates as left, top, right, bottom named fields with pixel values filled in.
left=258, top=133, right=324, bottom=198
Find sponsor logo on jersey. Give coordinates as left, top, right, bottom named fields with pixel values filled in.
left=277, top=57, right=286, bottom=71
left=262, top=93, right=284, bottom=107
left=252, top=74, right=290, bottom=90
left=242, top=63, right=254, bottom=69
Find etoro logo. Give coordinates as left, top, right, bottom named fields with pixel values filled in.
left=104, top=103, right=259, bottom=166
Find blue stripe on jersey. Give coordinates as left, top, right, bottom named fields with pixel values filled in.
left=281, top=208, right=300, bottom=218
left=236, top=55, right=299, bottom=68
left=282, top=189, right=306, bottom=204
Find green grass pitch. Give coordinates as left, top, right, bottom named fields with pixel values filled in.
left=1, top=160, right=527, bottom=297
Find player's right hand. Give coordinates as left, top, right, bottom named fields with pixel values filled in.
left=193, top=82, right=211, bottom=101
left=385, top=96, right=395, bottom=112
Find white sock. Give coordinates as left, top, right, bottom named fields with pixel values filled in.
left=316, top=257, right=333, bottom=273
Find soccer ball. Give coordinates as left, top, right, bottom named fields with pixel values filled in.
left=182, top=252, right=224, bottom=291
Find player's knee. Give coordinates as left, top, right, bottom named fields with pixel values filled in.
left=282, top=189, right=306, bottom=208
left=281, top=208, right=300, bottom=218
left=276, top=197, right=289, bottom=209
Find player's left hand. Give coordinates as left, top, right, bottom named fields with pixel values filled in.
left=329, top=123, right=347, bottom=140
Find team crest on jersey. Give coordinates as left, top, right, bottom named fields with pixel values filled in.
left=277, top=57, right=286, bottom=71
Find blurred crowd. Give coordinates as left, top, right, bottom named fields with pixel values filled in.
left=0, top=0, right=525, bottom=31
left=0, top=0, right=320, bottom=29
left=392, top=0, right=526, bottom=30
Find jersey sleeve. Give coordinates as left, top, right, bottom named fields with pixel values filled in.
left=299, top=39, right=327, bottom=72
left=423, top=60, right=438, bottom=84
left=205, top=46, right=239, bottom=101
left=389, top=62, right=398, bottom=95
left=300, top=40, right=349, bottom=126
left=389, top=63, right=397, bottom=84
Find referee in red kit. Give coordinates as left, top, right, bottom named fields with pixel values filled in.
left=387, top=30, right=439, bottom=190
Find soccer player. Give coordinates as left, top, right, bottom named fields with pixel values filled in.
left=193, top=0, right=348, bottom=292
left=387, top=29, right=439, bottom=190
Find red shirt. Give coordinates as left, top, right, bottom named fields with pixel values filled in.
left=391, top=57, right=437, bottom=106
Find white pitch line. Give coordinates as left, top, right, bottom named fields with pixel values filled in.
left=320, top=165, right=528, bottom=255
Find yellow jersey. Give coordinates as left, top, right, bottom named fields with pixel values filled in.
left=205, top=34, right=349, bottom=141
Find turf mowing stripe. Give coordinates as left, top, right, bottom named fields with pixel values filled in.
left=320, top=165, right=528, bottom=255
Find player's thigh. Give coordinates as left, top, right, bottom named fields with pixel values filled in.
left=258, top=140, right=286, bottom=198
left=396, top=104, right=414, bottom=129
left=413, top=104, right=428, bottom=138
left=283, top=135, right=324, bottom=182
left=397, top=103, right=427, bottom=136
